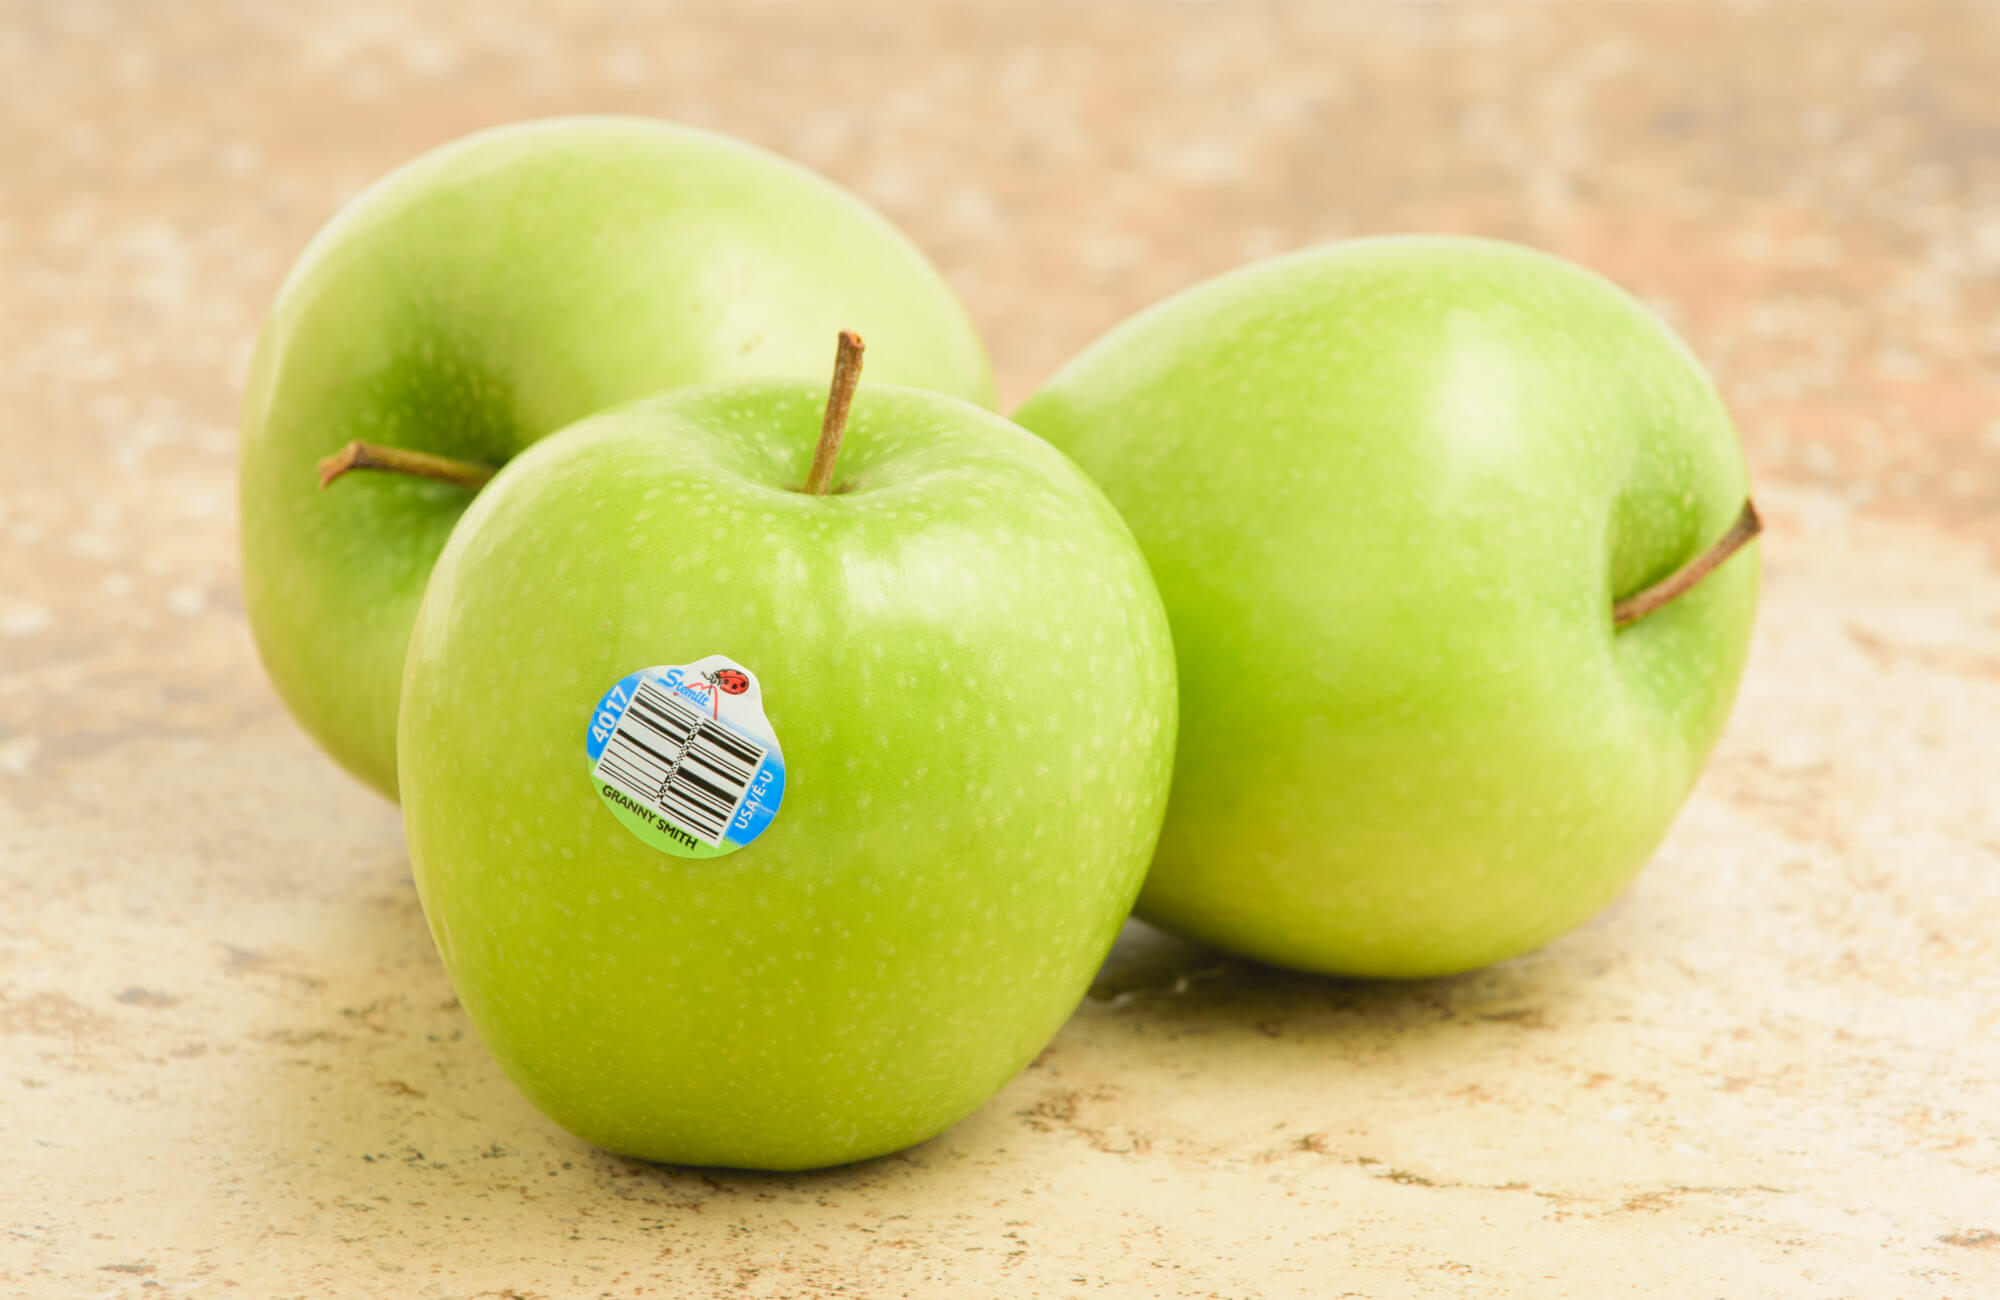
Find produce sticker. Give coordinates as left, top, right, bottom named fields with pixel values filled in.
left=584, top=654, right=785, bottom=858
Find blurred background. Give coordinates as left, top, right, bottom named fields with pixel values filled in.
left=5, top=2, right=1999, bottom=1296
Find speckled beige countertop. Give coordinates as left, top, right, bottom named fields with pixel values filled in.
left=5, top=2, right=2000, bottom=1296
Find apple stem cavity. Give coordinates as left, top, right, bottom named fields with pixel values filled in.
left=316, top=441, right=498, bottom=493
left=804, top=330, right=866, bottom=496
left=1613, top=499, right=1763, bottom=629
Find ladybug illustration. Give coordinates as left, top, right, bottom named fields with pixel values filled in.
left=711, top=668, right=751, bottom=695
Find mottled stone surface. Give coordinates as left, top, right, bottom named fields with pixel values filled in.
left=5, top=1, right=2000, bottom=1295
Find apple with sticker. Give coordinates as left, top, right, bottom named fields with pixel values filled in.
left=395, top=333, right=1178, bottom=1170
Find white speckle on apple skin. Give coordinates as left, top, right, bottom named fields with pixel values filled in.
left=399, top=380, right=1176, bottom=1172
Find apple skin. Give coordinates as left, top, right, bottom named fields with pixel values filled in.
left=398, top=380, right=1175, bottom=1170
left=1015, top=236, right=1758, bottom=979
left=240, top=117, right=996, bottom=799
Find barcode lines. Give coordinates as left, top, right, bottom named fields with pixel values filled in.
left=594, top=678, right=767, bottom=845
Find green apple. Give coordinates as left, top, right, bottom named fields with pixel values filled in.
left=240, top=117, right=995, bottom=799
left=1015, top=236, right=1759, bottom=979
left=397, top=347, right=1176, bottom=1170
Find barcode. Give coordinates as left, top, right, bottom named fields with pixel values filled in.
left=593, top=678, right=768, bottom=846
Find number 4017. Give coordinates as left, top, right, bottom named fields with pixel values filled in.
left=590, top=682, right=631, bottom=746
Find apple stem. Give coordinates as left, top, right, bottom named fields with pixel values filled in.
left=805, top=330, right=865, bottom=496
left=316, top=441, right=498, bottom=492
left=1613, top=499, right=1763, bottom=629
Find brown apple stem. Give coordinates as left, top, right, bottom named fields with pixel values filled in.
left=316, top=441, right=498, bottom=492
left=1613, top=499, right=1763, bottom=628
left=804, top=330, right=865, bottom=496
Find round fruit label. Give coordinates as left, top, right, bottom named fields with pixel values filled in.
left=584, top=655, right=786, bottom=858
